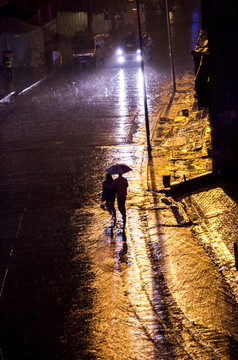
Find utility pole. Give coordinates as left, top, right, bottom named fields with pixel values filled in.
left=135, top=0, right=151, bottom=152
left=165, top=0, right=176, bottom=92
left=88, top=0, right=93, bottom=34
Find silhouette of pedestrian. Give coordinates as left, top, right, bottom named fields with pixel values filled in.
left=105, top=173, right=128, bottom=224
left=102, top=173, right=116, bottom=222
left=3, top=55, right=12, bottom=79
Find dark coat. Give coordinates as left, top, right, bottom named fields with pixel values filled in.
left=102, top=179, right=115, bottom=202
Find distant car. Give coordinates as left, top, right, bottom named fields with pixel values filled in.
left=72, top=34, right=106, bottom=67
left=114, top=31, right=153, bottom=66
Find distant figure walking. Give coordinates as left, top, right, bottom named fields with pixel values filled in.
left=3, top=55, right=12, bottom=78
left=102, top=173, right=116, bottom=222
left=108, top=174, right=128, bottom=224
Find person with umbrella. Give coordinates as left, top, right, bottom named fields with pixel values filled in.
left=105, top=164, right=132, bottom=225
left=2, top=50, right=13, bottom=79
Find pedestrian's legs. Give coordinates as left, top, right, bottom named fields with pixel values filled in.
left=107, top=201, right=116, bottom=221
left=6, top=67, right=12, bottom=80
left=117, top=197, right=126, bottom=223
left=111, top=200, right=116, bottom=220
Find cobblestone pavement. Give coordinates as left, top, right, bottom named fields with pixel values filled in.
left=146, top=72, right=238, bottom=302
left=182, top=182, right=238, bottom=300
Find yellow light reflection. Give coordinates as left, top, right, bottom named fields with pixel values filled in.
left=137, top=67, right=144, bottom=109
left=117, top=69, right=127, bottom=138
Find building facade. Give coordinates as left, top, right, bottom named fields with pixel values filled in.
left=201, top=0, right=238, bottom=174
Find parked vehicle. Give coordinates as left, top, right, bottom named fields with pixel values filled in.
left=72, top=34, right=106, bottom=67
left=114, top=31, right=153, bottom=66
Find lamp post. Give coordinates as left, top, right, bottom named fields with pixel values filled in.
left=135, top=0, right=151, bottom=152
left=165, top=0, right=176, bottom=92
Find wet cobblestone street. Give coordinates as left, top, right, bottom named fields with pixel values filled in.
left=1, top=1, right=238, bottom=358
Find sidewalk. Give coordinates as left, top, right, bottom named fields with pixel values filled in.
left=147, top=72, right=238, bottom=301
left=0, top=67, right=49, bottom=102
left=0, top=35, right=72, bottom=103
left=148, top=72, right=212, bottom=192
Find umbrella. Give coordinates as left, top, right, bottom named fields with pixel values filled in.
left=106, top=163, right=132, bottom=175
left=2, top=50, right=14, bottom=55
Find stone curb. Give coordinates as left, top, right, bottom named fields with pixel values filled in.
left=163, top=171, right=219, bottom=198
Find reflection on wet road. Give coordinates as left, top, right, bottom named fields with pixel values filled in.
left=1, top=1, right=238, bottom=359
left=0, top=61, right=170, bottom=359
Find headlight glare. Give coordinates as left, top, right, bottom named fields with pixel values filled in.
left=117, top=48, right=123, bottom=56
left=118, top=55, right=125, bottom=64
